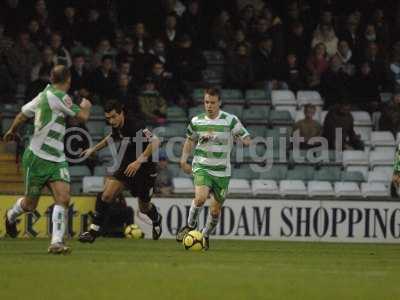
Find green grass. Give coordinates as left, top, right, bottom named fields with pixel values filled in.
left=0, top=239, right=399, bottom=300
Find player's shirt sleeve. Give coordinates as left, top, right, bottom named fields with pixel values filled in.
left=186, top=120, right=198, bottom=141
left=230, top=116, right=250, bottom=140
left=394, top=145, right=400, bottom=175
left=49, top=92, right=81, bottom=117
left=21, top=94, right=41, bottom=118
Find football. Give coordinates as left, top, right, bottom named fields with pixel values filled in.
left=124, top=224, right=144, bottom=239
left=182, top=230, right=203, bottom=251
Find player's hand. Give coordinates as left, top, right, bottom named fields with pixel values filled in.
left=3, top=130, right=18, bottom=142
left=80, top=98, right=92, bottom=109
left=80, top=147, right=96, bottom=157
left=180, top=161, right=192, bottom=175
left=124, top=160, right=142, bottom=177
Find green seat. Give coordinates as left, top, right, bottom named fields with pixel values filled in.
left=188, top=106, right=204, bottom=119
left=223, top=105, right=243, bottom=118
left=70, top=165, right=91, bottom=179
left=266, top=128, right=289, bottom=150
left=245, top=89, right=267, bottom=101
left=221, top=89, right=243, bottom=101
left=91, top=105, right=104, bottom=116
left=168, top=163, right=181, bottom=177
left=156, top=124, right=187, bottom=138
left=193, top=89, right=204, bottom=100
left=286, top=166, right=315, bottom=181
left=248, top=125, right=267, bottom=138
left=314, top=167, right=342, bottom=182
left=259, top=165, right=288, bottom=180
left=87, top=120, right=106, bottom=137
left=167, top=106, right=187, bottom=121
left=269, top=110, right=293, bottom=125
left=242, top=107, right=269, bottom=121
left=341, top=171, right=365, bottom=183
left=231, top=165, right=257, bottom=180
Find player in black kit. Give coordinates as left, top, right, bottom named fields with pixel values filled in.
left=79, top=100, right=162, bottom=243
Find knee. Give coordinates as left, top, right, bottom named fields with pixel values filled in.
left=101, top=192, right=114, bottom=203
left=210, top=206, right=221, bottom=218
left=138, top=200, right=150, bottom=213
left=21, top=199, right=37, bottom=212
left=194, top=195, right=207, bottom=206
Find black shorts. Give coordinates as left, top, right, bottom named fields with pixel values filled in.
left=113, top=164, right=158, bottom=202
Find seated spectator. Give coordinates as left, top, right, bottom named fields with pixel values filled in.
left=251, top=17, right=271, bottom=44
left=92, top=38, right=117, bottom=68
left=388, top=52, right=400, bottom=92
left=238, top=4, right=256, bottom=33
left=362, top=41, right=386, bottom=84
left=138, top=77, right=167, bottom=125
left=311, top=24, right=338, bottom=58
left=339, top=15, right=362, bottom=59
left=180, top=0, right=203, bottom=47
left=286, top=21, right=308, bottom=65
left=380, top=93, right=400, bottom=135
left=31, top=46, right=54, bottom=81
left=0, top=54, right=17, bottom=105
left=25, top=66, right=49, bottom=103
left=306, top=43, right=329, bottom=89
left=322, top=101, right=364, bottom=150
left=149, top=39, right=168, bottom=65
left=89, top=55, right=118, bottom=104
left=211, top=10, right=234, bottom=51
left=225, top=44, right=254, bottom=91
left=292, top=104, right=322, bottom=149
left=227, top=29, right=252, bottom=59
left=154, top=151, right=173, bottom=196
left=335, top=40, right=356, bottom=76
left=116, top=73, right=138, bottom=111
left=351, top=62, right=380, bottom=111
left=95, top=192, right=134, bottom=238
left=55, top=5, right=82, bottom=49
left=27, top=18, right=47, bottom=49
left=50, top=31, right=72, bottom=67
left=70, top=54, right=90, bottom=96
left=150, top=61, right=180, bottom=105
left=160, top=12, right=181, bottom=50
left=132, top=22, right=152, bottom=54
left=280, top=53, right=305, bottom=93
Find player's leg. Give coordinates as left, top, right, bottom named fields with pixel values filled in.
left=5, top=196, right=40, bottom=237
left=47, top=180, right=72, bottom=254
left=79, top=177, right=124, bottom=243
left=200, top=176, right=229, bottom=250
left=201, top=194, right=222, bottom=251
left=176, top=184, right=210, bottom=242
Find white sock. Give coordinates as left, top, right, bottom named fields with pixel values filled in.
left=51, top=205, right=66, bottom=244
left=187, top=201, right=202, bottom=228
left=202, top=214, right=219, bottom=237
left=7, top=198, right=25, bottom=223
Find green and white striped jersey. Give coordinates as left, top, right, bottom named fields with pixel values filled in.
left=21, top=84, right=81, bottom=162
left=187, top=110, right=250, bottom=177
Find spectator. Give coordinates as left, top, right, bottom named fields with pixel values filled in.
left=251, top=17, right=271, bottom=44
left=27, top=18, right=47, bottom=49
left=388, top=52, right=400, bottom=92
left=55, top=5, right=81, bottom=49
left=380, top=93, right=400, bottom=134
left=238, top=4, right=256, bottom=33
left=70, top=54, right=90, bottom=96
left=50, top=32, right=72, bottom=67
left=150, top=61, right=180, bottom=105
left=306, top=43, right=329, bottom=89
left=138, top=77, right=167, bottom=124
left=25, top=66, right=49, bottom=103
left=154, top=151, right=173, bottom=195
left=228, top=29, right=252, bottom=59
left=292, top=104, right=322, bottom=149
left=0, top=23, right=13, bottom=54
left=149, top=39, right=168, bottom=65
left=92, top=38, right=117, bottom=68
left=132, top=22, right=152, bottom=54
left=169, top=34, right=206, bottom=83
left=286, top=21, right=308, bottom=65
left=163, top=0, right=186, bottom=16
left=371, top=9, right=389, bottom=49
left=116, top=73, right=138, bottom=111
left=225, top=44, right=254, bottom=91
left=281, top=53, right=305, bottom=93
left=31, top=46, right=54, bottom=81
left=252, top=36, right=277, bottom=82
left=0, top=54, right=16, bottom=105
left=363, top=41, right=386, bottom=86
left=32, top=0, right=51, bottom=30
left=335, top=40, right=356, bottom=76
left=311, top=24, right=338, bottom=58
left=351, top=62, right=380, bottom=111
left=89, top=55, right=118, bottom=104
left=180, top=0, right=203, bottom=47
left=7, top=31, right=40, bottom=85
left=322, top=101, right=364, bottom=150
left=339, top=15, right=362, bottom=57
left=211, top=10, right=233, bottom=51
left=160, top=13, right=181, bottom=50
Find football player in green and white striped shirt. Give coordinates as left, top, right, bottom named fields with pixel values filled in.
left=3, top=65, right=92, bottom=254
left=176, top=88, right=251, bottom=250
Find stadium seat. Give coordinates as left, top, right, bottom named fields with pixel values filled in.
left=308, top=181, right=334, bottom=197
left=223, top=104, right=243, bottom=118
left=228, top=179, right=251, bottom=195
left=245, top=89, right=268, bottom=103
left=178, top=169, right=192, bottom=179
left=231, top=165, right=258, bottom=180
left=221, top=89, right=244, bottom=103
left=320, top=110, right=328, bottom=125
left=294, top=109, right=321, bottom=123
left=70, top=165, right=91, bottom=181
left=94, top=166, right=107, bottom=176
left=351, top=111, right=372, bottom=127
left=188, top=105, right=204, bottom=119
left=342, top=150, right=369, bottom=166
left=367, top=170, right=392, bottom=184
left=251, top=179, right=279, bottom=195
left=314, top=167, right=341, bottom=182
left=259, top=165, right=288, bottom=181
left=334, top=182, right=361, bottom=197
left=202, top=50, right=224, bottom=65
left=167, top=106, right=187, bottom=122
left=372, top=166, right=393, bottom=178
left=242, top=106, right=269, bottom=122
left=380, top=92, right=393, bottom=103
left=341, top=171, right=365, bottom=183
left=90, top=105, right=104, bottom=118
left=361, top=182, right=389, bottom=198
left=247, top=125, right=267, bottom=138
left=296, top=90, right=323, bottom=107
left=271, top=90, right=296, bottom=106
left=156, top=124, right=187, bottom=138
left=87, top=120, right=106, bottom=138
left=370, top=131, right=395, bottom=147
left=369, top=149, right=395, bottom=167
left=82, top=176, right=104, bottom=193
left=173, top=178, right=194, bottom=194
left=98, top=146, right=114, bottom=164
left=193, top=89, right=204, bottom=101
left=103, top=125, right=112, bottom=136
left=279, top=180, right=307, bottom=196
left=269, top=110, right=293, bottom=125
left=286, top=166, right=315, bottom=181
left=345, top=166, right=369, bottom=180
left=167, top=163, right=181, bottom=178
left=275, top=106, right=297, bottom=121
left=354, top=126, right=372, bottom=143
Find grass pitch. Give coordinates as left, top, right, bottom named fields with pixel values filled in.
left=0, top=239, right=399, bottom=300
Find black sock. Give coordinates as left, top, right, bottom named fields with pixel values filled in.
left=91, top=193, right=111, bottom=231
left=145, top=204, right=160, bottom=224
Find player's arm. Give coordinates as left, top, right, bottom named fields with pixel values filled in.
left=231, top=116, right=251, bottom=146
left=74, top=98, right=92, bottom=123
left=124, top=129, right=161, bottom=177
left=3, top=96, right=39, bottom=142
left=80, top=133, right=112, bottom=157
left=180, top=137, right=195, bottom=174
